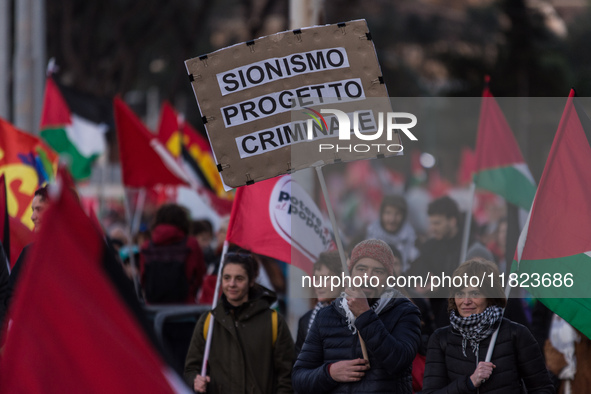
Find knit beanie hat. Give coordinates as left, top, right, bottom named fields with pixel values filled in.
left=348, top=239, right=395, bottom=276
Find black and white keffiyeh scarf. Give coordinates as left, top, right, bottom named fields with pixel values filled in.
left=449, top=305, right=504, bottom=357
left=340, top=289, right=401, bottom=334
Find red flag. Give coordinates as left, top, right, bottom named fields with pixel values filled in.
left=0, top=174, right=30, bottom=268
left=0, top=175, right=10, bottom=261
left=427, top=168, right=451, bottom=199
left=2, top=216, right=33, bottom=269
left=182, top=120, right=212, bottom=154
left=0, top=118, right=56, bottom=266
left=114, top=98, right=192, bottom=188
left=0, top=176, right=188, bottom=393
left=157, top=102, right=183, bottom=158
left=456, top=147, right=476, bottom=186
left=227, top=175, right=333, bottom=274
left=156, top=102, right=228, bottom=198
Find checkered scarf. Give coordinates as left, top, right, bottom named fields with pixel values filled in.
left=307, top=301, right=329, bottom=332
left=449, top=305, right=503, bottom=357
left=340, top=289, right=401, bottom=334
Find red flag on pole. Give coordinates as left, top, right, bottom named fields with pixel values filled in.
left=157, top=102, right=183, bottom=158
left=226, top=175, right=333, bottom=274
left=157, top=102, right=228, bottom=198
left=114, top=98, right=192, bottom=188
left=0, top=174, right=190, bottom=393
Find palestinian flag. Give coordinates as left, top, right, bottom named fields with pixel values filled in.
left=40, top=77, right=108, bottom=180
left=0, top=168, right=191, bottom=392
left=513, top=90, right=591, bottom=339
left=473, top=81, right=536, bottom=210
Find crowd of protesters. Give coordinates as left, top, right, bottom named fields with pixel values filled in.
left=4, top=184, right=590, bottom=393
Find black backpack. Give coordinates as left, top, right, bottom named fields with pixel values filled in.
left=142, top=237, right=190, bottom=303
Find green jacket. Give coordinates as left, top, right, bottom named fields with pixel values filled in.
left=184, top=285, right=295, bottom=394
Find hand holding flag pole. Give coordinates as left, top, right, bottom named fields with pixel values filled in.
left=200, top=240, right=229, bottom=379
left=199, top=172, right=340, bottom=382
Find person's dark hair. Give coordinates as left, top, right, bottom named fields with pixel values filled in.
left=34, top=186, right=49, bottom=201
left=223, top=250, right=259, bottom=283
left=314, top=250, right=342, bottom=275
left=428, top=196, right=460, bottom=222
left=380, top=195, right=407, bottom=222
left=447, top=259, right=507, bottom=313
left=191, top=219, right=213, bottom=236
left=152, top=203, right=190, bottom=234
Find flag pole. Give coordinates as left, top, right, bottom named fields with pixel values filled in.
left=123, top=187, right=142, bottom=299
left=486, top=195, right=534, bottom=361
left=315, top=165, right=370, bottom=366
left=314, top=166, right=348, bottom=274
left=200, top=240, right=229, bottom=377
left=459, top=182, right=476, bottom=264
left=131, top=188, right=146, bottom=235
left=485, top=283, right=513, bottom=361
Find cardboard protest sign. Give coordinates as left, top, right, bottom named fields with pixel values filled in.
left=186, top=19, right=402, bottom=188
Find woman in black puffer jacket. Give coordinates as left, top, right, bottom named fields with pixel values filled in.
left=421, top=259, right=555, bottom=394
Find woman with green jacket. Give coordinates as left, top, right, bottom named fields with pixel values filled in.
left=184, top=252, right=295, bottom=393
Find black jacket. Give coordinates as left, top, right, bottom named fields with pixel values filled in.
left=295, top=309, right=314, bottom=356
left=421, top=318, right=555, bottom=394
left=293, top=292, right=421, bottom=393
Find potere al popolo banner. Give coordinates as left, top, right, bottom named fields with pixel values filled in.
left=185, top=19, right=403, bottom=188
left=227, top=175, right=334, bottom=274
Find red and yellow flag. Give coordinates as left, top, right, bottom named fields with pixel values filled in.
left=157, top=102, right=230, bottom=199
left=0, top=117, right=57, bottom=232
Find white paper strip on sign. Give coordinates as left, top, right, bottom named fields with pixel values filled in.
left=216, top=47, right=350, bottom=96
left=221, top=78, right=365, bottom=127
